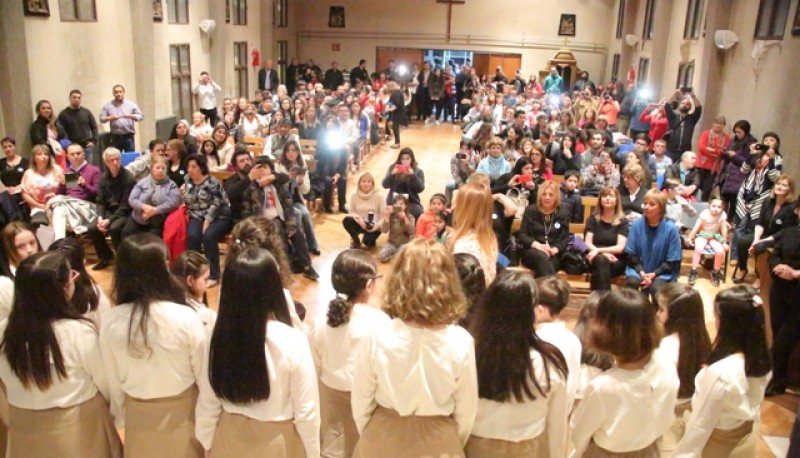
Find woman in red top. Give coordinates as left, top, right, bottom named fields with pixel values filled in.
left=639, top=103, right=669, bottom=148
left=696, top=115, right=731, bottom=200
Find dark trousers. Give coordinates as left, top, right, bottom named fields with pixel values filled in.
left=186, top=217, right=232, bottom=280
left=415, top=88, right=429, bottom=120
left=721, top=192, right=737, bottom=223
left=696, top=168, right=717, bottom=201
left=88, top=217, right=127, bottom=261
left=200, top=107, right=218, bottom=127
left=387, top=115, right=401, bottom=145
left=589, top=254, right=627, bottom=291
left=324, top=176, right=347, bottom=210
left=521, top=249, right=561, bottom=278
left=109, top=133, right=135, bottom=152
left=271, top=218, right=312, bottom=270
left=122, top=215, right=165, bottom=237
left=735, top=234, right=772, bottom=272
left=770, top=277, right=800, bottom=386
left=342, top=216, right=381, bottom=247
left=432, top=98, right=445, bottom=120
left=625, top=275, right=670, bottom=303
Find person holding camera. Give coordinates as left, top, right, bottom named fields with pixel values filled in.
left=581, top=150, right=620, bottom=196
left=343, top=172, right=385, bottom=249
left=382, top=148, right=425, bottom=221
left=664, top=88, right=702, bottom=163
left=598, top=93, right=621, bottom=130
left=445, top=140, right=480, bottom=205
left=275, top=140, right=320, bottom=256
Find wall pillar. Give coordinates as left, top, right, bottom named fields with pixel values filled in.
left=129, top=0, right=156, bottom=147
left=0, top=1, right=33, bottom=155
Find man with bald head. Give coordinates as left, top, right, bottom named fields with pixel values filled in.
left=258, top=59, right=279, bottom=92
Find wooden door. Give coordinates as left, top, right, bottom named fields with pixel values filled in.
left=473, top=53, right=521, bottom=80
left=375, top=48, right=425, bottom=76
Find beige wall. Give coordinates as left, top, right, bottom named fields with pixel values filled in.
left=295, top=0, right=614, bottom=81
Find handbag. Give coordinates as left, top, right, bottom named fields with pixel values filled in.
left=506, top=187, right=529, bottom=220
left=561, top=251, right=589, bottom=275
left=502, top=235, right=522, bottom=267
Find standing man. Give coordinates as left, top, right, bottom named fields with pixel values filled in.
left=350, top=59, right=371, bottom=86
left=415, top=61, right=432, bottom=121
left=99, top=85, right=144, bottom=152
left=323, top=61, right=345, bottom=90
left=89, top=147, right=136, bottom=270
left=58, top=90, right=98, bottom=164
left=193, top=71, right=222, bottom=126
left=543, top=67, right=563, bottom=95
left=258, top=59, right=279, bottom=92
left=664, top=88, right=703, bottom=163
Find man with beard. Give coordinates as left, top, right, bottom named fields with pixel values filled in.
left=664, top=88, right=702, bottom=163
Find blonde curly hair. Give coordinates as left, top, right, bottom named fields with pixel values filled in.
left=382, top=239, right=466, bottom=325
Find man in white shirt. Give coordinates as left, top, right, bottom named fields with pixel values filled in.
left=192, top=71, right=222, bottom=126
left=335, top=104, right=358, bottom=162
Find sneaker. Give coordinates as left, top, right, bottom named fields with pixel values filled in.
left=711, top=270, right=721, bottom=287
left=303, top=266, right=320, bottom=281
left=390, top=143, right=400, bottom=149
left=435, top=120, right=441, bottom=126
left=687, top=268, right=698, bottom=285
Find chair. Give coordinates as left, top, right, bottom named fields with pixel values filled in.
left=210, top=170, right=233, bottom=182
left=569, top=196, right=598, bottom=236
left=299, top=139, right=317, bottom=156
left=678, top=201, right=730, bottom=280
left=121, top=151, right=141, bottom=167
left=242, top=136, right=265, bottom=146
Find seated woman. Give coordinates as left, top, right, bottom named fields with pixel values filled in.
left=183, top=154, right=232, bottom=288
left=20, top=144, right=62, bottom=227
left=619, top=163, right=649, bottom=221
left=199, top=139, right=221, bottom=171
left=274, top=141, right=320, bottom=256
left=445, top=140, right=480, bottom=205
left=476, top=137, right=511, bottom=182
left=29, top=100, right=67, bottom=169
left=165, top=139, right=188, bottom=187
left=518, top=180, right=570, bottom=278
left=624, top=151, right=653, bottom=189
left=344, top=172, right=384, bottom=249
left=168, top=119, right=199, bottom=156
left=381, top=147, right=425, bottom=221
left=493, top=156, right=538, bottom=199
left=239, top=105, right=267, bottom=138
left=550, top=134, right=581, bottom=175
left=0, top=137, right=30, bottom=210
left=585, top=187, right=629, bottom=291
left=624, top=189, right=683, bottom=295
left=123, top=155, right=182, bottom=237
left=210, top=125, right=234, bottom=171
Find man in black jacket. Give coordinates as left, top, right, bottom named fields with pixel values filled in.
left=58, top=89, right=98, bottom=163
left=258, top=59, right=280, bottom=92
left=89, top=148, right=136, bottom=270
left=350, top=59, right=371, bottom=86
left=664, top=88, right=702, bottom=163
left=323, top=61, right=345, bottom=90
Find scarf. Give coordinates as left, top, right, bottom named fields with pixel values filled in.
left=150, top=174, right=171, bottom=206
left=484, top=155, right=508, bottom=177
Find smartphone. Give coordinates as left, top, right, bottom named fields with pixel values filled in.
left=65, top=172, right=79, bottom=190
left=681, top=86, right=693, bottom=94
left=518, top=174, right=532, bottom=184
left=754, top=143, right=770, bottom=151
left=393, top=204, right=403, bottom=213
left=456, top=153, right=467, bottom=160
left=395, top=164, right=409, bottom=173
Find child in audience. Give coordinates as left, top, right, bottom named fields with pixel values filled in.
left=572, top=292, right=613, bottom=404
left=534, top=276, right=582, bottom=406
left=434, top=209, right=451, bottom=244
left=687, top=198, right=729, bottom=286
left=560, top=170, right=585, bottom=223
left=308, top=249, right=391, bottom=458
left=48, top=238, right=112, bottom=327
left=570, top=288, right=679, bottom=457
left=378, top=194, right=415, bottom=263
left=415, top=193, right=447, bottom=240
left=199, top=139, right=221, bottom=170
left=0, top=222, right=41, bottom=319
left=466, top=271, right=569, bottom=458
left=171, top=250, right=217, bottom=335
left=663, top=178, right=696, bottom=230
left=654, top=283, right=712, bottom=456
left=672, top=286, right=772, bottom=457
left=351, top=239, right=477, bottom=457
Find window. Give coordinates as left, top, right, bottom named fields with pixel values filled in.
left=642, top=0, right=656, bottom=40
left=167, top=0, right=189, bottom=24
left=754, top=0, right=791, bottom=39
left=275, top=0, right=288, bottom=27
left=611, top=53, right=621, bottom=80
left=637, top=58, right=650, bottom=84
left=277, top=40, right=288, bottom=85
left=676, top=61, right=695, bottom=89
left=59, top=0, right=96, bottom=21
left=234, top=42, right=249, bottom=98
left=232, top=0, right=247, bottom=25
left=170, top=44, right=192, bottom=120
left=615, top=0, right=626, bottom=39
left=683, top=0, right=705, bottom=39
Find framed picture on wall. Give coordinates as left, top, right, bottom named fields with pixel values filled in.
left=793, top=0, right=800, bottom=36
left=23, top=0, right=50, bottom=17
left=559, top=14, right=576, bottom=37
left=329, top=6, right=345, bottom=28
left=153, top=0, right=163, bottom=22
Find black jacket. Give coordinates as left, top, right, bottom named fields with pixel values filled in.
left=258, top=68, right=280, bottom=91
left=96, top=169, right=136, bottom=222
left=518, top=207, right=570, bottom=254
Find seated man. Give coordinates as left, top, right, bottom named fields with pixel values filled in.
left=664, top=150, right=700, bottom=200
left=265, top=118, right=298, bottom=160
left=581, top=150, right=620, bottom=196
left=88, top=147, right=136, bottom=270
left=49, top=144, right=101, bottom=240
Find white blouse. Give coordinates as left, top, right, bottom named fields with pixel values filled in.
left=0, top=276, right=13, bottom=320
left=672, top=354, right=770, bottom=458
left=83, top=285, right=113, bottom=329
left=308, top=304, right=392, bottom=392
left=569, top=354, right=679, bottom=456
left=187, top=298, right=218, bottom=338
left=536, top=321, right=582, bottom=405
left=453, top=235, right=497, bottom=285
left=655, top=333, right=692, bottom=404
left=195, top=320, right=320, bottom=458
left=0, top=319, right=108, bottom=410
left=99, top=301, right=206, bottom=428
left=351, top=319, right=478, bottom=444
left=471, top=349, right=568, bottom=458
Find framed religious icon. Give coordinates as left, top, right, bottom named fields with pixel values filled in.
left=329, top=6, right=345, bottom=28
left=23, top=0, right=50, bottom=17
left=559, top=14, right=576, bottom=37
left=793, top=0, right=800, bottom=36
left=153, top=0, right=163, bottom=22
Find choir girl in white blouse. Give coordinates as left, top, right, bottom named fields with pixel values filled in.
left=570, top=288, right=679, bottom=457
left=99, top=234, right=206, bottom=458
left=672, top=286, right=772, bottom=457
left=48, top=238, right=113, bottom=327
left=466, top=271, right=569, bottom=458
left=195, top=247, right=320, bottom=457
left=308, top=249, right=391, bottom=457
left=653, top=283, right=711, bottom=456
left=170, top=250, right=218, bottom=336
left=351, top=239, right=478, bottom=457
left=0, top=251, right=122, bottom=457
left=0, top=222, right=41, bottom=319
left=571, top=292, right=613, bottom=404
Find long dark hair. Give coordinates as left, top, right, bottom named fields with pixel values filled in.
left=209, top=247, right=291, bottom=403
left=394, top=147, right=418, bottom=169
left=468, top=271, right=568, bottom=402
left=201, top=139, right=221, bottom=166
left=227, top=217, right=292, bottom=286
left=170, top=250, right=210, bottom=301
left=657, top=283, right=712, bottom=399
left=1, top=252, right=88, bottom=389
left=454, top=252, right=486, bottom=327
left=708, top=286, right=771, bottom=377
left=327, top=249, right=378, bottom=328
left=113, top=234, right=186, bottom=352
left=574, top=291, right=614, bottom=370
left=48, top=238, right=100, bottom=314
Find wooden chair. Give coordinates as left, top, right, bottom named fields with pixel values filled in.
left=569, top=196, right=598, bottom=236
left=552, top=175, right=565, bottom=184
left=242, top=136, right=265, bottom=146
left=210, top=170, right=233, bottom=182
left=246, top=144, right=264, bottom=157
left=300, top=139, right=317, bottom=157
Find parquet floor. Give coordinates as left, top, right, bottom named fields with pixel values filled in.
left=90, top=121, right=797, bottom=457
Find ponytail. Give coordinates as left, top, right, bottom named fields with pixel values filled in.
left=327, top=294, right=354, bottom=328
left=327, top=250, right=378, bottom=328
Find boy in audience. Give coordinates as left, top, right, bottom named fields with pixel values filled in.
left=663, top=177, right=697, bottom=233
left=415, top=193, right=447, bottom=240
left=560, top=170, right=584, bottom=223
left=534, top=276, right=582, bottom=406
left=647, top=138, right=672, bottom=189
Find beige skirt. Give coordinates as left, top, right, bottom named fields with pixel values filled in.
left=352, top=406, right=464, bottom=458
left=465, top=432, right=549, bottom=458
left=209, top=411, right=305, bottom=458
left=583, top=439, right=659, bottom=458
left=7, top=393, right=122, bottom=458
left=124, top=385, right=203, bottom=458
left=319, top=382, right=359, bottom=458
left=701, top=420, right=755, bottom=458
left=0, top=381, right=9, bottom=458
left=660, top=400, right=692, bottom=457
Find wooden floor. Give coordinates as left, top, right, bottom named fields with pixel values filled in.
left=90, top=121, right=797, bottom=457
